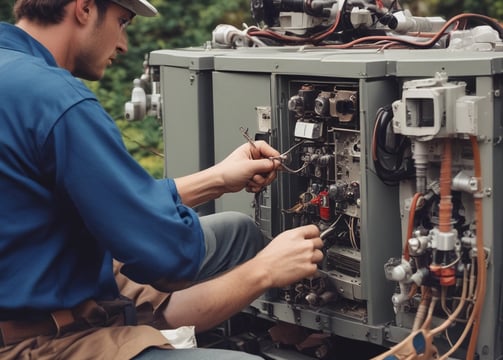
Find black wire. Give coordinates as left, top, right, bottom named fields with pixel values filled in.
left=372, top=105, right=414, bottom=185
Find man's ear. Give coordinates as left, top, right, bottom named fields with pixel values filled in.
left=74, top=0, right=94, bottom=25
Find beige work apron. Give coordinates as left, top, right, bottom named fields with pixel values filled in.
left=0, top=261, right=174, bottom=359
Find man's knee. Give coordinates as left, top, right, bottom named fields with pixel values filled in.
left=195, top=211, right=263, bottom=281
left=220, top=211, right=264, bottom=253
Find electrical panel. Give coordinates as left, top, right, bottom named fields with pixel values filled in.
left=127, top=7, right=503, bottom=355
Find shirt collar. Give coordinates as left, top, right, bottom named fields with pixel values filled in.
left=0, top=22, right=58, bottom=67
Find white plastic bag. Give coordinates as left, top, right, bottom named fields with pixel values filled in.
left=160, top=326, right=197, bottom=349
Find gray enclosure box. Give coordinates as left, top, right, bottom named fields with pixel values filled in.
left=150, top=46, right=503, bottom=359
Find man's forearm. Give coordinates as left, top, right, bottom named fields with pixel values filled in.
left=174, top=167, right=225, bottom=208
left=162, top=258, right=272, bottom=333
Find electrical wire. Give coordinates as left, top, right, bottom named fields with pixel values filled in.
left=319, top=12, right=503, bottom=49
left=248, top=11, right=503, bottom=50
left=269, top=140, right=310, bottom=174
left=320, top=214, right=343, bottom=240
left=279, top=161, right=310, bottom=174
left=345, top=216, right=359, bottom=249
left=246, top=1, right=344, bottom=45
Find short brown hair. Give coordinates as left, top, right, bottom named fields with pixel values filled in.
left=14, top=0, right=110, bottom=24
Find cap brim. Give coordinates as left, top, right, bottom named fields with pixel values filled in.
left=110, top=0, right=158, bottom=17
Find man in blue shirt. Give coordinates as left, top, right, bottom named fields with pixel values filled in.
left=0, top=0, right=323, bottom=358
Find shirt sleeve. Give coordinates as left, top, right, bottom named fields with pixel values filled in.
left=43, top=99, right=205, bottom=285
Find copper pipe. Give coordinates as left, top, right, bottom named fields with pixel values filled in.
left=412, top=286, right=432, bottom=331
left=438, top=139, right=453, bottom=233
left=404, top=192, right=422, bottom=261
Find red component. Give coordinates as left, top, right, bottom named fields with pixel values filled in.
left=439, top=267, right=456, bottom=286
left=430, top=265, right=456, bottom=286
left=311, top=190, right=330, bottom=221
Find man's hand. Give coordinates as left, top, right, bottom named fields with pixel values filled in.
left=254, top=224, right=323, bottom=288
left=174, top=140, right=281, bottom=208
left=216, top=140, right=282, bottom=193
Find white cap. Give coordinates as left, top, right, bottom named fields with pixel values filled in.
left=110, top=0, right=158, bottom=17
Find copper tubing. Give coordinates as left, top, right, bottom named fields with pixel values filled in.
left=412, top=286, right=432, bottom=331
left=468, top=256, right=476, bottom=304
left=435, top=269, right=470, bottom=360
left=406, top=141, right=449, bottom=332
left=438, top=139, right=453, bottom=233
left=404, top=192, right=423, bottom=261
left=436, top=137, right=485, bottom=360
left=431, top=267, right=468, bottom=336
left=437, top=136, right=485, bottom=360
left=421, top=293, right=439, bottom=330
left=440, top=285, right=452, bottom=317
left=438, top=279, right=474, bottom=359
left=407, top=282, right=419, bottom=299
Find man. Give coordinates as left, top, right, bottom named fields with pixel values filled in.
left=0, top=0, right=323, bottom=359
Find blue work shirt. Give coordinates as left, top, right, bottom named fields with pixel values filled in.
left=0, top=23, right=204, bottom=317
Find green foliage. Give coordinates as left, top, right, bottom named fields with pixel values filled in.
left=435, top=0, right=496, bottom=20
left=0, top=0, right=14, bottom=22
left=116, top=117, right=165, bottom=178
left=402, top=0, right=503, bottom=19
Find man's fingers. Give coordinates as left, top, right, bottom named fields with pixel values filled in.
left=312, top=248, right=324, bottom=264
left=250, top=170, right=277, bottom=186
left=311, top=236, right=324, bottom=249
left=297, top=224, right=321, bottom=239
left=245, top=177, right=263, bottom=192
left=254, top=140, right=281, bottom=159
